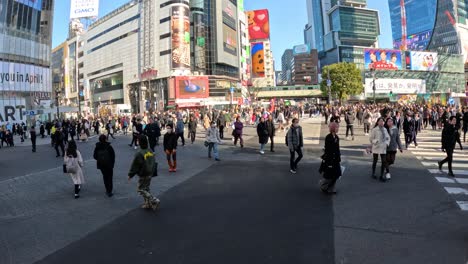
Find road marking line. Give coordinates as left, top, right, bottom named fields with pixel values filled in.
left=444, top=187, right=468, bottom=195
left=456, top=178, right=468, bottom=184
left=428, top=169, right=468, bottom=175
left=0, top=159, right=94, bottom=185
left=423, top=162, right=468, bottom=168
left=435, top=177, right=456, bottom=183
left=456, top=201, right=468, bottom=210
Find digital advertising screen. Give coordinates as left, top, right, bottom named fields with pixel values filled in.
left=251, top=42, right=265, bottom=78
left=171, top=6, right=191, bottom=70
left=246, top=9, right=270, bottom=41
left=405, top=51, right=438, bottom=71
left=175, top=76, right=209, bottom=99
left=364, top=49, right=402, bottom=70
left=223, top=24, right=238, bottom=56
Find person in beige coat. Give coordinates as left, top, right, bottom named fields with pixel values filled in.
left=64, top=140, right=85, bottom=198
left=369, top=117, right=390, bottom=182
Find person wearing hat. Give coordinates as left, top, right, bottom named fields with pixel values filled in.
left=163, top=124, right=178, bottom=172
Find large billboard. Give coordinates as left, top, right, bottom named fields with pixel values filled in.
left=216, top=0, right=239, bottom=67
left=393, top=30, right=432, bottom=51
left=0, top=61, right=51, bottom=91
left=70, top=0, right=99, bottom=19
left=193, top=13, right=206, bottom=70
left=15, top=0, right=43, bottom=11
left=246, top=9, right=270, bottom=41
left=364, top=78, right=426, bottom=94
left=251, top=42, right=265, bottom=78
left=364, top=49, right=402, bottom=70
left=175, top=76, right=209, bottom=99
left=223, top=24, right=238, bottom=56
left=171, top=6, right=191, bottom=70
left=293, top=44, right=311, bottom=56
left=405, top=51, right=438, bottom=71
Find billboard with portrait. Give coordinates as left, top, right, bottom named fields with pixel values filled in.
left=171, top=5, right=191, bottom=70
left=14, top=0, right=43, bottom=11
left=70, top=0, right=99, bottom=19
left=405, top=51, right=438, bottom=71
left=364, top=49, right=402, bottom=70
left=175, top=76, right=209, bottom=99
left=246, top=9, right=270, bottom=41
left=251, top=42, right=265, bottom=78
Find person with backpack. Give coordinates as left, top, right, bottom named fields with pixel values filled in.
left=128, top=135, right=160, bottom=210
left=63, top=140, right=84, bottom=199
left=344, top=108, right=355, bottom=140
left=94, top=135, right=116, bottom=197
left=106, top=120, right=116, bottom=140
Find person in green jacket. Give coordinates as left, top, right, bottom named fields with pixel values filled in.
left=128, top=135, right=160, bottom=210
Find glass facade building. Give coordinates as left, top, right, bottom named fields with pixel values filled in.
left=388, top=0, right=437, bottom=50
left=305, top=0, right=379, bottom=69
left=0, top=0, right=54, bottom=123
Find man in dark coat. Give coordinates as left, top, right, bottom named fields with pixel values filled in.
left=187, top=116, right=198, bottom=144
left=265, top=115, right=276, bottom=152
left=403, top=112, right=417, bottom=149
left=438, top=116, right=457, bottom=177
left=30, top=126, right=37, bottom=152
left=257, top=117, right=269, bottom=155
left=319, top=122, right=341, bottom=194
left=144, top=118, right=161, bottom=151
left=94, top=135, right=116, bottom=197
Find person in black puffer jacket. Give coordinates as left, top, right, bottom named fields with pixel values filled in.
left=94, top=135, right=116, bottom=197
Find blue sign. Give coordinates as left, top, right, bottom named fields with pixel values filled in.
left=14, top=0, right=43, bottom=11
left=230, top=87, right=235, bottom=93
left=448, top=97, right=455, bottom=105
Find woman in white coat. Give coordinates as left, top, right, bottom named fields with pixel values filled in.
left=369, top=117, right=390, bottom=182
left=64, top=140, right=85, bottom=198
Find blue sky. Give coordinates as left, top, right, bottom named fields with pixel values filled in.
left=52, top=0, right=393, bottom=70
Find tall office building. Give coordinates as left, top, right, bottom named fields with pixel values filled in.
left=281, top=49, right=293, bottom=85
left=389, top=0, right=468, bottom=63
left=304, top=0, right=379, bottom=69
left=0, top=0, right=55, bottom=123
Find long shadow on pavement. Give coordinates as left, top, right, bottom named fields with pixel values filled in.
left=36, top=160, right=335, bottom=264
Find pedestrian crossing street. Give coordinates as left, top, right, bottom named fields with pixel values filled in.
left=405, top=129, right=468, bottom=211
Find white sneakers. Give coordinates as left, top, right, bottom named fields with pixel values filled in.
left=259, top=150, right=265, bottom=155
left=385, top=173, right=391, bottom=180
left=290, top=169, right=297, bottom=174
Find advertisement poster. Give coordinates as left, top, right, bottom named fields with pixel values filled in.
left=175, top=76, right=209, bottom=99
left=405, top=51, right=438, bottom=71
left=171, top=6, right=190, bottom=70
left=14, top=0, right=43, bottom=11
left=293, top=44, right=311, bottom=56
left=223, top=24, right=238, bottom=56
left=246, top=9, right=270, bottom=41
left=251, top=42, right=265, bottom=78
left=392, top=30, right=432, bottom=51
left=0, top=61, right=51, bottom=91
left=193, top=13, right=206, bottom=70
left=70, top=0, right=99, bottom=19
left=222, top=0, right=237, bottom=28
left=364, top=78, right=426, bottom=94
left=364, top=49, right=402, bottom=70
left=396, top=94, right=417, bottom=105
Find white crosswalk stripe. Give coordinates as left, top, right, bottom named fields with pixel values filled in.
left=408, top=129, right=468, bottom=211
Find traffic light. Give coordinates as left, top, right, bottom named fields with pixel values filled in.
left=389, top=90, right=393, bottom=97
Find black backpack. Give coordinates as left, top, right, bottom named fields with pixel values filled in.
left=96, top=146, right=112, bottom=167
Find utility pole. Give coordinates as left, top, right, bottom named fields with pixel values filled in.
left=76, top=34, right=81, bottom=119
left=327, top=70, right=332, bottom=105
left=371, top=67, right=376, bottom=104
